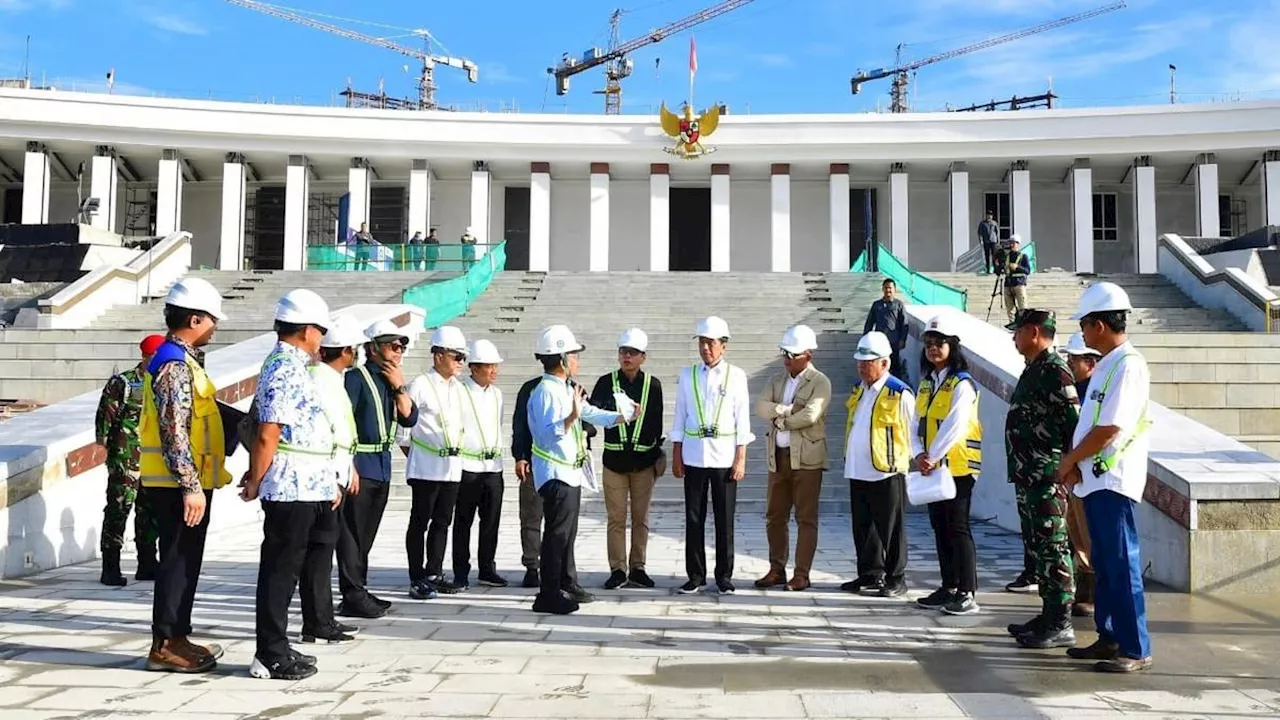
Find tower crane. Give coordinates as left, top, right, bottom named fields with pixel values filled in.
left=851, top=0, right=1125, bottom=113
left=549, top=0, right=757, bottom=115
left=223, top=0, right=478, bottom=110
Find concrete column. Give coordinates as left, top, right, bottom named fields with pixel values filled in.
left=408, top=159, right=432, bottom=240
left=347, top=158, right=371, bottom=235
left=649, top=164, right=670, bottom=272
left=589, top=163, right=610, bottom=272
left=219, top=153, right=247, bottom=271
left=1070, top=158, right=1094, bottom=273
left=155, top=149, right=184, bottom=236
left=948, top=162, right=969, bottom=266
left=769, top=164, right=791, bottom=273
left=829, top=164, right=850, bottom=272
left=470, top=163, right=491, bottom=259
left=1132, top=156, right=1158, bottom=274
left=21, top=142, right=50, bottom=225
left=89, top=146, right=119, bottom=232
left=1194, top=153, right=1220, bottom=237
left=529, top=162, right=551, bottom=272
left=1009, top=160, right=1032, bottom=243
left=710, top=164, right=731, bottom=272
left=889, top=163, right=908, bottom=260
left=1262, top=150, right=1280, bottom=228
left=283, top=155, right=310, bottom=271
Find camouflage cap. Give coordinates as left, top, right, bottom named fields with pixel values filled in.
left=1005, top=308, right=1056, bottom=332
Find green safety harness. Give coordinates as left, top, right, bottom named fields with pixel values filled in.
left=686, top=363, right=735, bottom=439
left=409, top=374, right=464, bottom=458
left=531, top=378, right=589, bottom=470
left=1088, top=351, right=1152, bottom=476
left=261, top=352, right=337, bottom=459
left=352, top=366, right=396, bottom=455
left=459, top=382, right=502, bottom=461
left=602, top=370, right=653, bottom=453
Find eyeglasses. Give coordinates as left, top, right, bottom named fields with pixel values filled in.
left=782, top=351, right=804, bottom=360
left=449, top=352, right=466, bottom=362
left=383, top=342, right=407, bottom=353
left=922, top=337, right=947, bottom=348
left=618, top=347, right=643, bottom=357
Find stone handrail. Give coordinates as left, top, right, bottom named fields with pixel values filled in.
left=1158, top=232, right=1279, bottom=331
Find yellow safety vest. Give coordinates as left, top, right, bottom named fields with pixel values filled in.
left=916, top=372, right=983, bottom=477
left=844, top=377, right=912, bottom=474
left=138, top=352, right=231, bottom=490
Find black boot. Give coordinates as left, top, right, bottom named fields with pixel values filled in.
left=1016, top=602, right=1076, bottom=649
left=135, top=549, right=158, bottom=582
left=100, top=550, right=127, bottom=587
left=1008, top=599, right=1046, bottom=637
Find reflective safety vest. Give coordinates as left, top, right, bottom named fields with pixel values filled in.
left=685, top=363, right=736, bottom=439
left=410, top=373, right=464, bottom=459
left=532, top=378, right=589, bottom=469
left=309, top=364, right=358, bottom=456
left=353, top=367, right=396, bottom=455
left=844, top=376, right=912, bottom=474
left=138, top=341, right=232, bottom=490
left=460, top=382, right=501, bottom=461
left=1089, top=352, right=1152, bottom=476
left=603, top=370, right=654, bottom=453
left=916, top=371, right=982, bottom=476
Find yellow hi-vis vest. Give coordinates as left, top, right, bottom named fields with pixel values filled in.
left=138, top=347, right=231, bottom=490
left=844, top=376, right=912, bottom=474
left=916, top=371, right=983, bottom=477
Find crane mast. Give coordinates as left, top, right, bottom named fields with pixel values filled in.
left=223, top=0, right=478, bottom=110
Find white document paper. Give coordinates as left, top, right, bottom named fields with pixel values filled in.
left=613, top=392, right=638, bottom=421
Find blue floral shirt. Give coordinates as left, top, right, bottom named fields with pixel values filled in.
left=256, top=341, right=336, bottom=502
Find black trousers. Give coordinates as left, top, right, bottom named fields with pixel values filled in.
left=147, top=487, right=213, bottom=641
left=298, top=502, right=340, bottom=632
left=927, top=474, right=977, bottom=593
left=256, top=500, right=334, bottom=665
left=982, top=241, right=995, bottom=272
left=537, top=479, right=581, bottom=598
left=336, top=478, right=389, bottom=604
left=849, top=475, right=907, bottom=584
left=453, top=471, right=504, bottom=580
left=684, top=466, right=737, bottom=584
left=406, top=479, right=460, bottom=583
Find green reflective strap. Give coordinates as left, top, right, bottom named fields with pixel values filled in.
left=532, top=378, right=588, bottom=469
left=608, top=370, right=651, bottom=452
left=1089, top=352, right=1152, bottom=474
left=354, top=366, right=392, bottom=454
left=423, top=374, right=460, bottom=452
left=264, top=351, right=337, bottom=458
left=687, top=363, right=732, bottom=438
left=461, top=382, right=500, bottom=461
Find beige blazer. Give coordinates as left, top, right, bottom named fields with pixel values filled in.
left=755, top=364, right=832, bottom=471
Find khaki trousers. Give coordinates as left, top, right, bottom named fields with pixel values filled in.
left=1004, top=285, right=1027, bottom=323
left=765, top=449, right=823, bottom=579
left=603, top=467, right=657, bottom=572
left=1066, top=493, right=1093, bottom=576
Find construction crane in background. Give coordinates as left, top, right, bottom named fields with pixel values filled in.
left=851, top=0, right=1125, bottom=113
left=223, top=0, right=478, bottom=110
left=549, top=0, right=757, bottom=115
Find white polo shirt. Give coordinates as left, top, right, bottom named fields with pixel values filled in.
left=670, top=360, right=754, bottom=469
left=1072, top=341, right=1151, bottom=502
left=400, top=368, right=466, bottom=483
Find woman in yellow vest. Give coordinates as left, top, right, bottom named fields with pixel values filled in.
left=912, top=315, right=983, bottom=616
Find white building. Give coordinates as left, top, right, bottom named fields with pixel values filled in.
left=2, top=87, right=1280, bottom=274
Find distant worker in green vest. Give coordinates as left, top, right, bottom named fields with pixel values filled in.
left=1002, top=235, right=1031, bottom=324
left=460, top=226, right=477, bottom=271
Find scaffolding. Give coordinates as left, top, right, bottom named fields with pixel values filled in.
left=123, top=185, right=155, bottom=236
left=949, top=91, right=1058, bottom=113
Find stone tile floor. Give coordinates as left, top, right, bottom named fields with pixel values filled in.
left=2, top=504, right=1279, bottom=719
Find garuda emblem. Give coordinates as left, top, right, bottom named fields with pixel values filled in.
left=660, top=102, right=720, bottom=159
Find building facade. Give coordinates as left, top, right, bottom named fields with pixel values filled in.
left=3, top=88, right=1280, bottom=274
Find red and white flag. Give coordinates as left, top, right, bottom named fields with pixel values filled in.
left=689, top=35, right=698, bottom=77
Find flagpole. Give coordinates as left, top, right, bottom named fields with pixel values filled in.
left=688, top=35, right=697, bottom=112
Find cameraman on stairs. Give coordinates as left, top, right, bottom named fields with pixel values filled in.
left=1002, top=235, right=1032, bottom=325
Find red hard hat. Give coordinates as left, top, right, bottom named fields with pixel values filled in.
left=140, top=334, right=166, bottom=355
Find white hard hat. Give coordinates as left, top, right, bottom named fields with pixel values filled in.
left=364, top=318, right=408, bottom=343
left=618, top=327, right=649, bottom=353
left=854, top=331, right=893, bottom=361
left=320, top=316, right=367, bottom=348
left=429, top=325, right=468, bottom=354
left=468, top=338, right=503, bottom=364
left=694, top=316, right=731, bottom=340
left=922, top=314, right=962, bottom=339
left=1069, top=281, right=1133, bottom=320
left=1009, top=233, right=1023, bottom=244
left=1062, top=331, right=1102, bottom=357
left=165, top=277, right=226, bottom=321
left=274, top=289, right=330, bottom=328
left=535, top=324, right=584, bottom=355
left=779, top=324, right=817, bottom=354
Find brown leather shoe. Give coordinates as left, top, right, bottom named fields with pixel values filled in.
left=1072, top=602, right=1095, bottom=617
left=1095, top=656, right=1153, bottom=673
left=785, top=576, right=811, bottom=592
left=145, top=639, right=216, bottom=673
left=175, top=636, right=224, bottom=661
left=754, top=570, right=787, bottom=589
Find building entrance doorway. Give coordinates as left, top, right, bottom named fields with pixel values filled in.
left=669, top=188, right=711, bottom=271
left=1, top=188, right=20, bottom=224
left=850, top=188, right=879, bottom=270
left=503, top=186, right=531, bottom=271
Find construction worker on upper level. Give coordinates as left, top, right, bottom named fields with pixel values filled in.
left=452, top=339, right=508, bottom=590
left=1003, top=235, right=1032, bottom=324
left=138, top=276, right=230, bottom=675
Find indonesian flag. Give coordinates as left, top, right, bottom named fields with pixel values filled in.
left=689, top=35, right=698, bottom=77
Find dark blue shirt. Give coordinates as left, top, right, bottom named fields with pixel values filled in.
left=345, top=362, right=418, bottom=482
left=1005, top=251, right=1031, bottom=287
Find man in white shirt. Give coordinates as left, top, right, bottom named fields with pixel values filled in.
left=672, top=316, right=754, bottom=596
left=840, top=331, right=917, bottom=598
left=452, top=339, right=508, bottom=589
left=1058, top=282, right=1153, bottom=674
left=400, top=325, right=469, bottom=599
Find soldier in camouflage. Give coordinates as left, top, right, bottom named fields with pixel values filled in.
left=1003, top=310, right=1081, bottom=649
left=93, top=335, right=164, bottom=586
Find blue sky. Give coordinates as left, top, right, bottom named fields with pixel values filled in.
left=0, top=0, right=1276, bottom=114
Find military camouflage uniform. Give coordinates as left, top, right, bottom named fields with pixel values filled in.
left=1005, top=347, right=1080, bottom=606
left=94, top=366, right=157, bottom=557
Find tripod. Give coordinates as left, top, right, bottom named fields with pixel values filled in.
left=985, top=273, right=1005, bottom=323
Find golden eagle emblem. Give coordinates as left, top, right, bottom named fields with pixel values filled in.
left=660, top=102, right=720, bottom=159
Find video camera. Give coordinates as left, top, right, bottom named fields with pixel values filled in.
left=992, top=239, right=1016, bottom=276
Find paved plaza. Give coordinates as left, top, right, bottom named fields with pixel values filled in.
left=1, top=503, right=1279, bottom=719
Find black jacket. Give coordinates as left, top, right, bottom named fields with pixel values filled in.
left=345, top=362, right=419, bottom=482
left=589, top=370, right=665, bottom=474
left=511, top=375, right=596, bottom=463
left=863, top=298, right=908, bottom=348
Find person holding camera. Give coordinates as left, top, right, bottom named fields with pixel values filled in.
left=1002, top=235, right=1031, bottom=324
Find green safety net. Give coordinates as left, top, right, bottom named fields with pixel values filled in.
left=1022, top=241, right=1038, bottom=273
left=848, top=244, right=968, bottom=311
left=401, top=242, right=507, bottom=327
left=307, top=243, right=493, bottom=272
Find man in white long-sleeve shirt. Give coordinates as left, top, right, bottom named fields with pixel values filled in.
left=452, top=339, right=508, bottom=589
left=672, top=316, right=754, bottom=596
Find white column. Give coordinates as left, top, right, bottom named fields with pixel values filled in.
left=829, top=164, right=850, bottom=272
left=347, top=158, right=371, bottom=234
left=1194, top=153, right=1220, bottom=237
left=155, top=149, right=183, bottom=236
left=649, top=164, right=670, bottom=272
left=283, top=155, right=310, bottom=271
left=948, top=162, right=970, bottom=266
left=219, top=153, right=246, bottom=271
left=1070, top=158, right=1094, bottom=273
left=1262, top=150, right=1280, bottom=228
left=770, top=164, right=791, bottom=272
left=1009, top=161, right=1032, bottom=243
left=529, top=163, right=551, bottom=272
left=89, top=146, right=119, bottom=232
left=408, top=159, right=432, bottom=240
left=589, top=163, right=610, bottom=272
left=889, top=164, right=909, bottom=260
left=710, top=165, right=731, bottom=272
left=21, top=142, right=50, bottom=225
left=1132, top=156, right=1157, bottom=274
left=470, top=164, right=491, bottom=259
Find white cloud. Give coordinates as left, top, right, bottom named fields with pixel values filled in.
left=756, top=53, right=793, bottom=68
left=0, top=0, right=72, bottom=11
left=145, top=13, right=207, bottom=36
left=478, top=62, right=522, bottom=85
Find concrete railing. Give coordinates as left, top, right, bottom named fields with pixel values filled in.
left=1158, top=233, right=1280, bottom=332
left=18, top=232, right=193, bottom=329
left=0, top=303, right=425, bottom=579
left=902, top=305, right=1280, bottom=594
